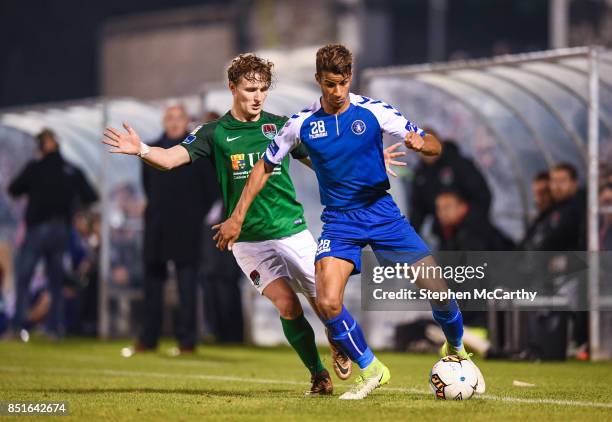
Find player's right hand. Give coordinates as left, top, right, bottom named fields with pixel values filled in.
left=102, top=122, right=141, bottom=155
left=212, top=216, right=242, bottom=251
left=405, top=131, right=425, bottom=152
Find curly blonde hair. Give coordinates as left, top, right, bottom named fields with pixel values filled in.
left=227, top=53, right=274, bottom=87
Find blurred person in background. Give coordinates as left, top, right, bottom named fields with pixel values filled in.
left=539, top=162, right=587, bottom=359
left=63, top=210, right=98, bottom=335
left=76, top=211, right=100, bottom=336
left=540, top=163, right=586, bottom=251
left=109, top=184, right=144, bottom=287
left=436, top=190, right=513, bottom=252
left=600, top=182, right=612, bottom=250
left=512, top=171, right=556, bottom=360
left=134, top=105, right=216, bottom=355
left=197, top=111, right=245, bottom=344
left=435, top=189, right=512, bottom=345
left=519, top=171, right=554, bottom=250
left=8, top=128, right=98, bottom=339
left=408, top=133, right=491, bottom=244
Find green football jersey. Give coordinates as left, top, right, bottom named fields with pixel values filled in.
left=180, top=111, right=308, bottom=242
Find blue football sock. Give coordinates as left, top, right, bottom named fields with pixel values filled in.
left=325, top=306, right=374, bottom=369
left=431, top=299, right=464, bottom=348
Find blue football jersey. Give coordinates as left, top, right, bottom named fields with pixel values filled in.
left=264, top=93, right=425, bottom=210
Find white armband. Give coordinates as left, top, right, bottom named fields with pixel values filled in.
left=137, top=142, right=150, bottom=158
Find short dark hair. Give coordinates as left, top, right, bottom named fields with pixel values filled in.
left=36, top=128, right=56, bottom=143
left=227, top=53, right=274, bottom=87
left=533, top=171, right=550, bottom=182
left=437, top=189, right=466, bottom=203
left=551, top=162, right=578, bottom=181
left=316, top=44, right=352, bottom=76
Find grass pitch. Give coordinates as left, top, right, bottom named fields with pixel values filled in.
left=1, top=338, right=611, bottom=421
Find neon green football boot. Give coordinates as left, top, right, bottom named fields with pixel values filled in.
left=440, top=342, right=486, bottom=394
left=339, top=358, right=390, bottom=400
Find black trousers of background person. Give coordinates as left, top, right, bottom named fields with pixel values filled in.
left=201, top=226, right=244, bottom=343
left=139, top=260, right=198, bottom=349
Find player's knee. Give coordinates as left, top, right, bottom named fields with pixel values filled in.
left=275, top=294, right=302, bottom=319
left=316, top=295, right=342, bottom=319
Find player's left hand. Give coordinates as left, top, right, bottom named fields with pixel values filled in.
left=102, top=122, right=142, bottom=155
left=383, top=142, right=407, bottom=177
left=212, top=217, right=242, bottom=251
left=405, top=132, right=425, bottom=152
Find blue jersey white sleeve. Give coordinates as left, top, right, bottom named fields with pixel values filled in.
left=264, top=106, right=316, bottom=166
left=265, top=93, right=425, bottom=210
left=357, top=95, right=426, bottom=139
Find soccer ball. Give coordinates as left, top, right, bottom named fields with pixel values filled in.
left=429, top=355, right=478, bottom=400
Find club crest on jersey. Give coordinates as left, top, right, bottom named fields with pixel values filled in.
left=230, top=153, right=246, bottom=171
left=250, top=270, right=261, bottom=286
left=261, top=123, right=278, bottom=140
left=351, top=120, right=366, bottom=135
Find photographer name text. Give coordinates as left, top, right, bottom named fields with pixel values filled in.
left=371, top=288, right=537, bottom=301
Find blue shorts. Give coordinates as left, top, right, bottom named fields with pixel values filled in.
left=315, top=194, right=431, bottom=275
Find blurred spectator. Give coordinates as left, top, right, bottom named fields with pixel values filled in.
left=539, top=163, right=587, bottom=359
left=601, top=182, right=612, bottom=250
left=61, top=210, right=99, bottom=335
left=74, top=211, right=100, bottom=336
left=434, top=189, right=512, bottom=340
left=136, top=105, right=217, bottom=353
left=435, top=189, right=513, bottom=302
left=519, top=171, right=554, bottom=250
left=409, top=131, right=492, bottom=244
left=537, top=163, right=586, bottom=251
left=8, top=128, right=97, bottom=338
left=198, top=110, right=244, bottom=344
left=201, top=220, right=244, bottom=344
left=504, top=172, right=555, bottom=360
left=19, top=276, right=52, bottom=337
left=436, top=190, right=512, bottom=251
left=518, top=165, right=586, bottom=251
left=109, top=184, right=144, bottom=287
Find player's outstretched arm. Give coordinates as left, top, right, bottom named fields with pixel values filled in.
left=102, top=122, right=190, bottom=171
left=213, top=159, right=274, bottom=251
left=405, top=132, right=442, bottom=156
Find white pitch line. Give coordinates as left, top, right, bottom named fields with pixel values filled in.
left=382, top=386, right=612, bottom=409
left=2, top=366, right=612, bottom=410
